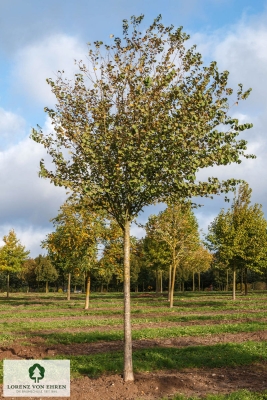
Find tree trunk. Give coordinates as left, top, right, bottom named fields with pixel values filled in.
left=123, top=220, right=134, bottom=382
left=168, top=265, right=172, bottom=301
left=198, top=272, right=201, bottom=292
left=160, top=270, right=163, bottom=293
left=46, top=281, right=49, bottom=294
left=7, top=273, right=10, bottom=298
left=244, top=267, right=248, bottom=295
left=169, top=263, right=177, bottom=308
left=232, top=267, right=236, bottom=300
left=84, top=272, right=90, bottom=310
left=156, top=269, right=160, bottom=296
left=67, top=273, right=71, bottom=301
left=182, top=280, right=185, bottom=293
left=226, top=269, right=229, bottom=292
left=192, top=272, right=195, bottom=292
left=240, top=268, right=243, bottom=293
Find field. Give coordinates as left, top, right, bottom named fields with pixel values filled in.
left=1, top=291, right=267, bottom=399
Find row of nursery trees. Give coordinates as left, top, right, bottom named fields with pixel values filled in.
left=0, top=15, right=262, bottom=381
left=1, top=183, right=267, bottom=304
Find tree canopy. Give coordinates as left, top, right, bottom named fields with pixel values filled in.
left=31, top=14, right=254, bottom=381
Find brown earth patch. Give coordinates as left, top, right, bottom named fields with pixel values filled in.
left=1, top=330, right=267, bottom=359
left=1, top=363, right=267, bottom=399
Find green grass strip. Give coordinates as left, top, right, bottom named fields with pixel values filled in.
left=36, top=320, right=267, bottom=345
left=52, top=340, right=267, bottom=378
left=1, top=340, right=267, bottom=382
left=168, top=390, right=267, bottom=399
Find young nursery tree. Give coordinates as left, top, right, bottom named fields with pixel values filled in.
left=31, top=15, right=254, bottom=380
left=44, top=197, right=104, bottom=307
left=207, top=184, right=267, bottom=299
left=146, top=203, right=200, bottom=307
left=0, top=230, right=29, bottom=297
left=35, top=255, right=58, bottom=293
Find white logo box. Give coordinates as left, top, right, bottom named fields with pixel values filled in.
left=3, top=360, right=70, bottom=397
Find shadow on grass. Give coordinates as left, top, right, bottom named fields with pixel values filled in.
left=56, top=341, right=267, bottom=378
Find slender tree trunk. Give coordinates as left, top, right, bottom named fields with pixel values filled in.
left=46, top=281, right=48, bottom=294
left=192, top=272, right=195, bottom=292
left=244, top=267, right=248, bottom=296
left=226, top=269, right=229, bottom=292
left=123, top=220, right=134, bottom=382
left=168, top=265, right=172, bottom=301
left=67, top=273, right=71, bottom=301
left=156, top=269, right=159, bottom=295
left=84, top=272, right=91, bottom=310
left=160, top=270, right=163, bottom=293
left=170, top=262, right=177, bottom=308
left=232, top=267, right=236, bottom=300
left=7, top=273, right=9, bottom=298
left=240, top=268, right=243, bottom=293
left=182, top=281, right=185, bottom=293
left=198, top=272, right=201, bottom=292
left=101, top=283, right=103, bottom=293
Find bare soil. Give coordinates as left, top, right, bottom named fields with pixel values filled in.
left=1, top=330, right=267, bottom=399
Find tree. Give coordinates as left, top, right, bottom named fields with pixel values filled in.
left=35, top=255, right=58, bottom=293
left=146, top=203, right=200, bottom=307
left=21, top=258, right=37, bottom=292
left=43, top=197, right=104, bottom=307
left=31, top=15, right=254, bottom=380
left=0, top=230, right=29, bottom=298
left=206, top=184, right=267, bottom=299
left=191, top=245, right=213, bottom=291
left=143, top=236, right=170, bottom=294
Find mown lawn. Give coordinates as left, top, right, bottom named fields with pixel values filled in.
left=1, top=290, right=267, bottom=399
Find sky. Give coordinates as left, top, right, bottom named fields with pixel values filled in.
left=0, top=0, right=267, bottom=256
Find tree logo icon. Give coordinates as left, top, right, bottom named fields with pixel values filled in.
left=29, top=363, right=45, bottom=383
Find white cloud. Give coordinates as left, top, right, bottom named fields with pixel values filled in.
left=190, top=13, right=267, bottom=215
left=12, top=34, right=88, bottom=106
left=0, top=119, right=67, bottom=255
left=0, top=107, right=26, bottom=150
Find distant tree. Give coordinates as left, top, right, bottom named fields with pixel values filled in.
left=31, top=15, right=254, bottom=381
left=146, top=203, right=200, bottom=307
left=43, top=197, right=104, bottom=307
left=35, top=255, right=58, bottom=293
left=191, top=245, right=213, bottom=291
left=143, top=236, right=170, bottom=294
left=21, top=258, right=38, bottom=292
left=207, top=183, right=267, bottom=299
left=0, top=230, right=29, bottom=298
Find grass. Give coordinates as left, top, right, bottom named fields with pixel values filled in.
left=1, top=291, right=267, bottom=398
left=50, top=340, right=267, bottom=378
left=167, top=390, right=267, bottom=399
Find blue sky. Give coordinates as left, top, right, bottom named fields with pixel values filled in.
left=0, top=0, right=267, bottom=256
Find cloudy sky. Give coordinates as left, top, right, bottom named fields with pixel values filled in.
left=0, top=0, right=267, bottom=256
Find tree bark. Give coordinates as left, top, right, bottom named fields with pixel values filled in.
left=169, top=263, right=177, bottom=308
left=198, top=272, right=201, bottom=292
left=67, top=273, right=71, bottom=301
left=160, top=270, right=163, bottom=293
left=123, top=220, right=134, bottom=382
left=46, top=281, right=48, bottom=294
left=232, top=267, right=236, bottom=300
left=168, top=265, right=172, bottom=301
left=192, top=272, right=195, bottom=292
left=244, top=267, right=248, bottom=295
left=7, top=273, right=9, bottom=298
left=226, top=269, right=229, bottom=292
left=84, top=272, right=91, bottom=310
